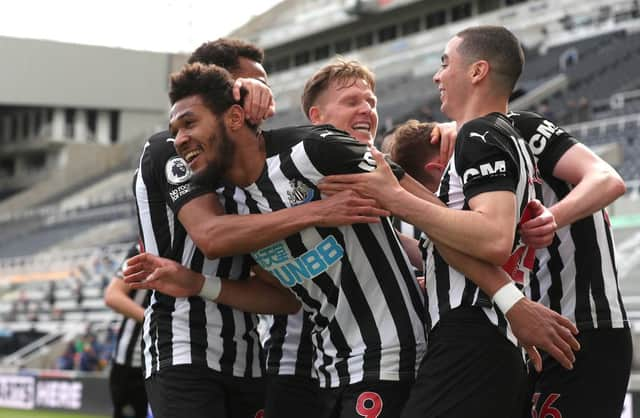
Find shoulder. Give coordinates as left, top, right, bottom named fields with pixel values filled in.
left=457, top=114, right=516, bottom=149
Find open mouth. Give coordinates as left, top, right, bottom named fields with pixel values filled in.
left=183, top=149, right=202, bottom=164
left=352, top=123, right=371, bottom=134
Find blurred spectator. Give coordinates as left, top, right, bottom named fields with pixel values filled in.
left=104, top=243, right=150, bottom=418
left=578, top=96, right=591, bottom=121
left=56, top=342, right=75, bottom=370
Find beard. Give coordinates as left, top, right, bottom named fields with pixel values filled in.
left=191, top=121, right=235, bottom=188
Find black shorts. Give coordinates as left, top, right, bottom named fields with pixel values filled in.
left=400, top=306, right=527, bottom=418
left=109, top=363, right=147, bottom=418
left=318, top=379, right=414, bottom=418
left=264, top=374, right=320, bottom=418
left=524, top=327, right=632, bottom=418
left=145, top=364, right=265, bottom=418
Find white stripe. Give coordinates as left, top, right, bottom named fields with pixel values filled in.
left=593, top=211, right=625, bottom=327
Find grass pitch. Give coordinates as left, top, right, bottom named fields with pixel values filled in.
left=0, top=408, right=108, bottom=418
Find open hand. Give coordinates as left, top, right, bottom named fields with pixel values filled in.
left=123, top=252, right=205, bottom=298
left=507, top=297, right=580, bottom=372
left=233, top=78, right=276, bottom=125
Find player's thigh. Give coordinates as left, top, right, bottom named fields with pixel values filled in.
left=530, top=328, right=632, bottom=418
left=401, top=308, right=527, bottom=418
left=225, top=375, right=267, bottom=418
left=145, top=364, right=227, bottom=418
left=263, top=374, right=320, bottom=418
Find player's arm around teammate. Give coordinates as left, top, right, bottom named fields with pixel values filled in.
left=123, top=252, right=301, bottom=314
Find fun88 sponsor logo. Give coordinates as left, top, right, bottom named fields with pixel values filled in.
left=253, top=236, right=345, bottom=287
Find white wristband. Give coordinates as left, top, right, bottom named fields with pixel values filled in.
left=492, top=282, right=524, bottom=314
left=198, top=275, right=221, bottom=301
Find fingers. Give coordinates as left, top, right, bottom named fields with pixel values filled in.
left=232, top=79, right=243, bottom=102
left=234, top=78, right=274, bottom=124
left=429, top=125, right=441, bottom=145
left=545, top=341, right=575, bottom=370
left=524, top=345, right=542, bottom=373
left=317, top=182, right=352, bottom=196
left=525, top=199, right=544, bottom=215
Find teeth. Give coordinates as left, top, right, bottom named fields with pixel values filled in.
left=353, top=124, right=370, bottom=131
left=184, top=150, right=200, bottom=163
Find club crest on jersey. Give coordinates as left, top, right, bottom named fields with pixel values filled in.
left=287, top=179, right=315, bottom=206
left=165, top=156, right=192, bottom=185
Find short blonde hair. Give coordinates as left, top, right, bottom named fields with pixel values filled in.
left=301, top=58, right=376, bottom=119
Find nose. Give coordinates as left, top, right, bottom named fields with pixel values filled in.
left=432, top=70, right=440, bottom=85
left=358, top=101, right=373, bottom=114
left=174, top=130, right=189, bottom=156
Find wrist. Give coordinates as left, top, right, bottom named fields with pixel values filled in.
left=492, top=282, right=524, bottom=314
left=198, top=274, right=221, bottom=301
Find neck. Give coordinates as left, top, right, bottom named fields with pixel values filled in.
left=454, top=88, right=508, bottom=127
left=225, top=128, right=266, bottom=187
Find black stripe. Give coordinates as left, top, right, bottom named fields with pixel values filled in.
left=339, top=225, right=383, bottom=380
left=294, top=311, right=316, bottom=377
left=324, top=319, right=351, bottom=386
left=217, top=304, right=236, bottom=374
left=139, top=148, right=172, bottom=258
left=529, top=257, right=541, bottom=302
left=545, top=235, right=564, bottom=313
left=188, top=250, right=209, bottom=367
left=242, top=311, right=260, bottom=377
left=265, top=315, right=287, bottom=374
left=354, top=222, right=418, bottom=380
left=381, top=219, right=425, bottom=323
left=603, top=210, right=629, bottom=325
left=572, top=216, right=611, bottom=325
left=433, top=249, right=451, bottom=315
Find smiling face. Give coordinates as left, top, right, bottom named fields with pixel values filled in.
left=433, top=36, right=472, bottom=122
left=309, top=77, right=379, bottom=144
left=170, top=95, right=235, bottom=184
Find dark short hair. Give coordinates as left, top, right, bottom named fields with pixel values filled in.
left=169, top=63, right=236, bottom=116
left=390, top=120, right=439, bottom=184
left=188, top=38, right=264, bottom=71
left=456, top=26, right=524, bottom=94
left=301, top=58, right=376, bottom=119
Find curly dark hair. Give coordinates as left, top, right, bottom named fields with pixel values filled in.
left=188, top=38, right=264, bottom=72
left=169, top=63, right=236, bottom=116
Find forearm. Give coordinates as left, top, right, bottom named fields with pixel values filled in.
left=195, top=203, right=327, bottom=259
left=550, top=171, right=625, bottom=228
left=399, top=175, right=445, bottom=206
left=398, top=231, right=422, bottom=269
left=433, top=239, right=510, bottom=297
left=216, top=277, right=301, bottom=315
left=389, top=190, right=515, bottom=265
left=104, top=287, right=145, bottom=322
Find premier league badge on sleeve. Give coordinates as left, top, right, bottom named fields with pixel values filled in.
left=165, top=156, right=192, bottom=185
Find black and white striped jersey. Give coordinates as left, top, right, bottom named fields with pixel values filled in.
left=112, top=244, right=151, bottom=369
left=509, top=111, right=628, bottom=331
left=230, top=125, right=427, bottom=388
left=424, top=113, right=538, bottom=342
left=392, top=218, right=423, bottom=241
left=258, top=311, right=316, bottom=378
left=133, top=130, right=262, bottom=379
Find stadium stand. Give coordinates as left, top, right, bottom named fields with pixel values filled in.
left=0, top=0, right=638, bottom=415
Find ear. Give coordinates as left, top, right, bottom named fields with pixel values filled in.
left=308, top=106, right=323, bottom=124
left=425, top=161, right=445, bottom=176
left=470, top=60, right=490, bottom=85
left=225, top=104, right=246, bottom=131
